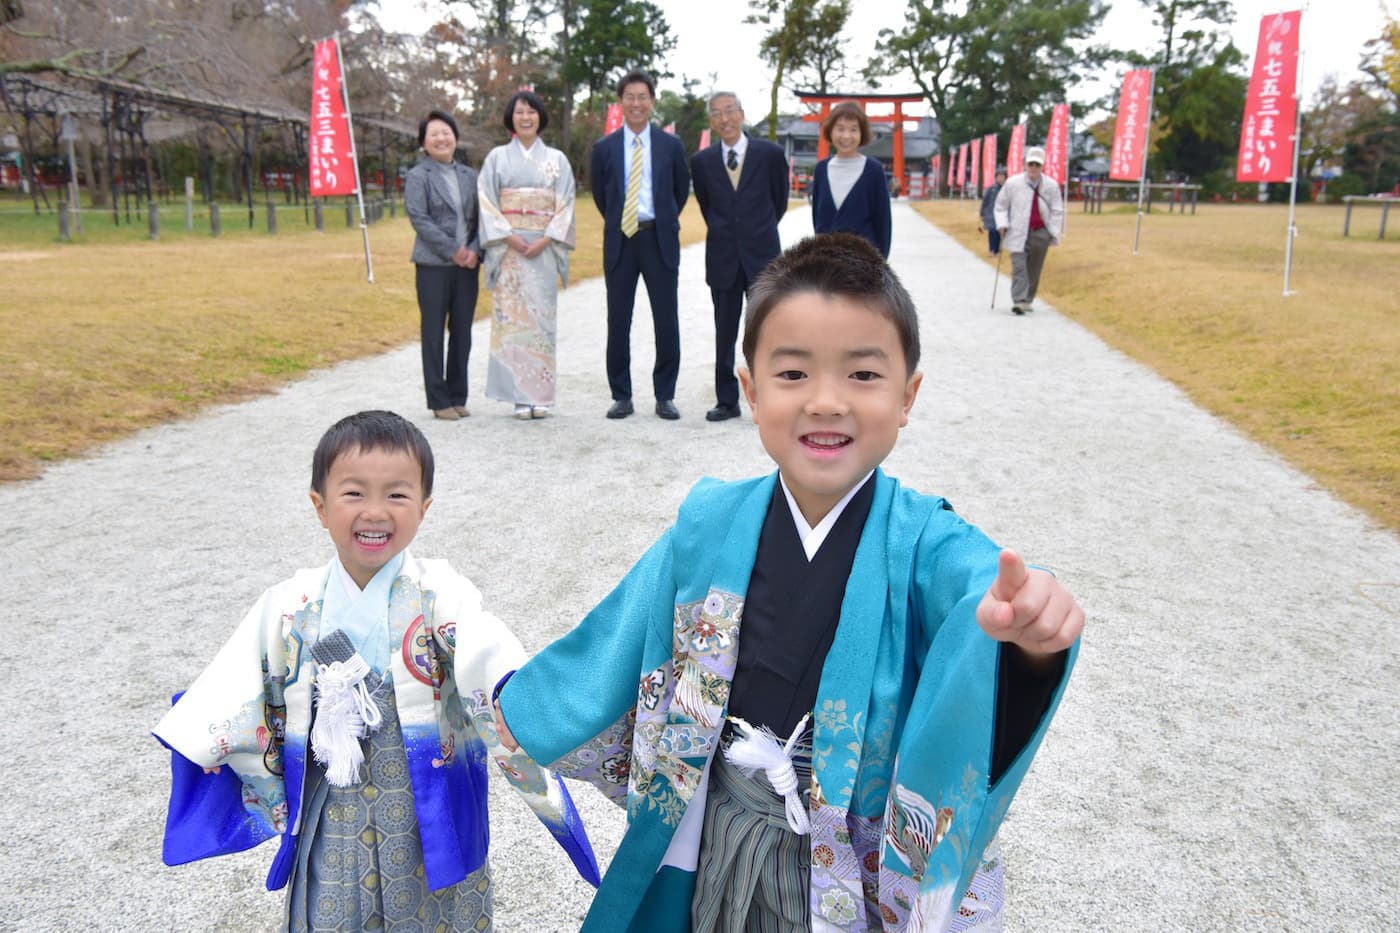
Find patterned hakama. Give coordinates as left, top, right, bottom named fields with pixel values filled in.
left=288, top=689, right=493, bottom=932
left=478, top=141, right=576, bottom=409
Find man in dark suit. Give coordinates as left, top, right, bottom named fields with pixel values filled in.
left=690, top=92, right=788, bottom=422
left=592, top=70, right=691, bottom=420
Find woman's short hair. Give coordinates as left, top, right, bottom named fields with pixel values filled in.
left=417, top=109, right=459, bottom=148
left=503, top=91, right=550, bottom=134
left=821, top=102, right=872, bottom=148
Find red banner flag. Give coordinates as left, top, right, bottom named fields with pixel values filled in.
left=958, top=143, right=969, bottom=186
left=664, top=122, right=676, bottom=135
left=698, top=128, right=711, bottom=149
left=969, top=138, right=982, bottom=188
left=932, top=155, right=941, bottom=194
left=1110, top=70, right=1154, bottom=180
left=1237, top=11, right=1301, bottom=182
left=1044, top=103, right=1070, bottom=185
left=1007, top=123, right=1026, bottom=175
left=605, top=103, right=624, bottom=135
left=309, top=39, right=356, bottom=196
left=982, top=132, right=997, bottom=188
left=946, top=150, right=955, bottom=187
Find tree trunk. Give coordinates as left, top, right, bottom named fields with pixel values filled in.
left=768, top=57, right=786, bottom=140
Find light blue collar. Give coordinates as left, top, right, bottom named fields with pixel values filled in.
left=321, top=552, right=404, bottom=675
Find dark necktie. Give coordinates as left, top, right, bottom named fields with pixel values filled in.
left=727, top=149, right=738, bottom=171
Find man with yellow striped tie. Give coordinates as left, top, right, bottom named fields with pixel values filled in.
left=591, top=69, right=692, bottom=420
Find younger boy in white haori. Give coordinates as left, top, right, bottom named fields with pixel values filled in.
left=154, top=410, right=597, bottom=930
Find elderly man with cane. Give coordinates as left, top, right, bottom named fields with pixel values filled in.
left=994, top=146, right=1063, bottom=315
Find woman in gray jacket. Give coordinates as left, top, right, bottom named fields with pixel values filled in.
left=404, top=110, right=480, bottom=420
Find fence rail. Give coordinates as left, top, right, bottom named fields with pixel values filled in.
left=1081, top=181, right=1200, bottom=215
left=1341, top=196, right=1395, bottom=240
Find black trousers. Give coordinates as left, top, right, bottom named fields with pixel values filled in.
left=604, top=227, right=680, bottom=402
left=415, top=263, right=479, bottom=411
left=710, top=267, right=753, bottom=408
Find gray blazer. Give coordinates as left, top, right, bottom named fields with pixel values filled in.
left=404, top=157, right=480, bottom=266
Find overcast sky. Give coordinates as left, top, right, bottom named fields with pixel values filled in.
left=383, top=0, right=1393, bottom=122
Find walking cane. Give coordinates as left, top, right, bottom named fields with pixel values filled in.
left=989, top=246, right=1004, bottom=310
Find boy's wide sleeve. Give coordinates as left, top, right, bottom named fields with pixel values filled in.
left=886, top=508, right=1078, bottom=920
left=444, top=570, right=601, bottom=886
left=151, top=590, right=288, bottom=867
left=498, top=528, right=677, bottom=793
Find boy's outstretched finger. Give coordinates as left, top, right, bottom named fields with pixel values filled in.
left=988, top=549, right=1029, bottom=603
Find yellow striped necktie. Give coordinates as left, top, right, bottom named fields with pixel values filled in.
left=621, top=135, right=643, bottom=237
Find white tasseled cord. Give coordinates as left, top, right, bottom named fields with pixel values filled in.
left=310, top=655, right=383, bottom=787
left=723, top=712, right=812, bottom=835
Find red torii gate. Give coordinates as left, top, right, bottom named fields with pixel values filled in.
left=798, top=90, right=924, bottom=195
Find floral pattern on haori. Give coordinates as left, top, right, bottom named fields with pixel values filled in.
left=807, top=791, right=877, bottom=932
left=675, top=590, right=742, bottom=668
left=820, top=889, right=862, bottom=925
left=812, top=697, right=866, bottom=805
left=462, top=688, right=548, bottom=798
left=548, top=708, right=635, bottom=806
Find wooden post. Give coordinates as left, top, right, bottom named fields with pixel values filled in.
left=389, top=198, right=396, bottom=219
left=266, top=201, right=277, bottom=234
left=1343, top=197, right=1353, bottom=237
left=148, top=200, right=159, bottom=240
left=210, top=201, right=221, bottom=236
left=314, top=200, right=324, bottom=231
left=345, top=199, right=354, bottom=227
left=1381, top=201, right=1391, bottom=240
left=58, top=200, right=71, bottom=241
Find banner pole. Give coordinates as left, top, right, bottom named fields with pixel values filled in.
left=1133, top=69, right=1157, bottom=255
left=334, top=31, right=374, bottom=284
left=1283, top=46, right=1305, bottom=297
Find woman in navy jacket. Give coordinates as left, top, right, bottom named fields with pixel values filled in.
left=809, top=102, right=892, bottom=258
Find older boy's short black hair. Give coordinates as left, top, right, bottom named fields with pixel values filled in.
left=417, top=109, right=459, bottom=148
left=616, top=70, right=656, bottom=99
left=742, top=233, right=921, bottom=375
left=504, top=90, right=550, bottom=134
left=311, top=410, right=435, bottom=497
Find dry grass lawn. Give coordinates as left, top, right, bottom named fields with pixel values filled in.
left=915, top=198, right=1399, bottom=533
left=0, top=199, right=706, bottom=480
left=3, top=194, right=1396, bottom=535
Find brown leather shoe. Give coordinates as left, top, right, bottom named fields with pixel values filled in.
left=453, top=405, right=470, bottom=417
left=433, top=408, right=461, bottom=420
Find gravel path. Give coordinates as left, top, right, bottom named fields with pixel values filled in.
left=4, top=204, right=1396, bottom=932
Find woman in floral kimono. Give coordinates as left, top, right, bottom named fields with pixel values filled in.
left=478, top=91, right=576, bottom=420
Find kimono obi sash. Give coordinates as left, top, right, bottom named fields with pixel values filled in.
left=499, top=187, right=555, bottom=231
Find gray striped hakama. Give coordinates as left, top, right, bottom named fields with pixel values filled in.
left=691, top=733, right=813, bottom=933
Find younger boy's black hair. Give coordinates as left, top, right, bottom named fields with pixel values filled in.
left=742, top=233, right=921, bottom=375
left=311, top=410, right=435, bottom=497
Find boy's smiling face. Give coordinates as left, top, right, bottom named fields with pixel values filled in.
left=740, top=291, right=922, bottom=526
left=309, top=446, right=431, bottom=589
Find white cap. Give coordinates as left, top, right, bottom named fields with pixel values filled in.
left=1025, top=146, right=1046, bottom=165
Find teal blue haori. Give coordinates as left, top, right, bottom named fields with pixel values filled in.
left=500, top=470, right=1077, bottom=931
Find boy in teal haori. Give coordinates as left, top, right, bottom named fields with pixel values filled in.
left=495, top=234, right=1083, bottom=932
left=154, top=411, right=597, bottom=931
